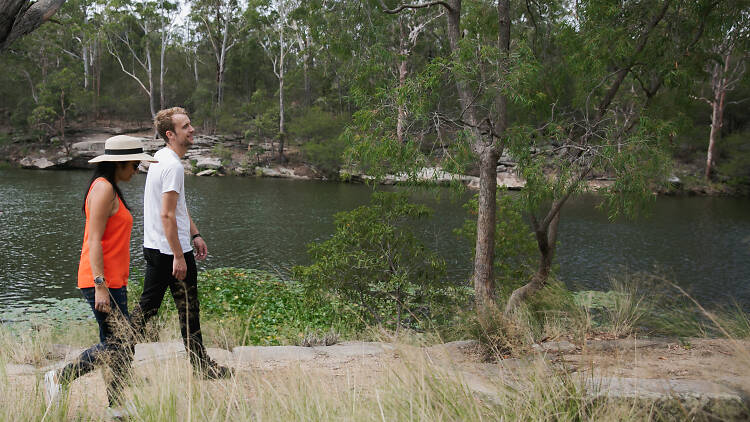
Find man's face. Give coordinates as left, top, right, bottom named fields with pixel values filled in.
left=168, top=113, right=194, bottom=148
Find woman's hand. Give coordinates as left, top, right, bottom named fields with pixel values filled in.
left=94, top=285, right=110, bottom=313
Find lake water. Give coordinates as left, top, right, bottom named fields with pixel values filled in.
left=1, top=168, right=748, bottom=311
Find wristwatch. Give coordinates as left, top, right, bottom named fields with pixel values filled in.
left=94, top=275, right=105, bottom=287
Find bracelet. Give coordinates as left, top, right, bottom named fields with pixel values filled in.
left=191, top=233, right=202, bottom=241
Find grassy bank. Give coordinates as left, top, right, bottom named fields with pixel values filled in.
left=2, top=268, right=750, bottom=420
left=0, top=327, right=689, bottom=422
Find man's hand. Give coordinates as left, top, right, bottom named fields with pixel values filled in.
left=173, top=255, right=187, bottom=281
left=94, top=285, right=110, bottom=313
left=193, top=236, right=208, bottom=261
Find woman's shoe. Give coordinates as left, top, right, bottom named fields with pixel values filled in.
left=43, top=369, right=61, bottom=406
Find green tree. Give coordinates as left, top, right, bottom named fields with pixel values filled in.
left=293, top=192, right=450, bottom=329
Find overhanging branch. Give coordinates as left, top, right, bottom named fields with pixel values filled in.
left=378, top=0, right=452, bottom=14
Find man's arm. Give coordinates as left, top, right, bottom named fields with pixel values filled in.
left=188, top=212, right=208, bottom=261
left=161, top=191, right=186, bottom=280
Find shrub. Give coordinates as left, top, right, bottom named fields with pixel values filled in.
left=293, top=192, right=454, bottom=329
left=300, top=136, right=348, bottom=178
left=717, top=130, right=750, bottom=188
left=288, top=106, right=348, bottom=143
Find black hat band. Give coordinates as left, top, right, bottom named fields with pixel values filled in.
left=105, top=148, right=144, bottom=155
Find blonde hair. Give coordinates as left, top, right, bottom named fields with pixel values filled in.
left=154, top=107, right=189, bottom=142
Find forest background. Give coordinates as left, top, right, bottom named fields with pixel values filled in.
left=1, top=0, right=749, bottom=314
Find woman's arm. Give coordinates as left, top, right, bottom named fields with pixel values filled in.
left=87, top=180, right=116, bottom=313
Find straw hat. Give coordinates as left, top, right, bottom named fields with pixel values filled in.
left=89, top=135, right=157, bottom=163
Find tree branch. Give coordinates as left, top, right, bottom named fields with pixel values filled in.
left=378, top=0, right=452, bottom=14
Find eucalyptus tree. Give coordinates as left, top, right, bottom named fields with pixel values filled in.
left=104, top=0, right=175, bottom=118
left=692, top=0, right=750, bottom=180
left=191, top=0, right=244, bottom=113
left=359, top=0, right=511, bottom=307
left=258, top=0, right=301, bottom=161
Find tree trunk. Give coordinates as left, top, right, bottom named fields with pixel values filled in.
left=147, top=46, right=156, bottom=118
left=505, top=211, right=561, bottom=314
left=82, top=35, right=89, bottom=89
left=471, top=146, right=498, bottom=305
left=705, top=55, right=730, bottom=180
left=160, top=34, right=167, bottom=109
left=303, top=57, right=310, bottom=106
left=705, top=92, right=724, bottom=180
left=278, top=64, right=286, bottom=161
left=397, top=18, right=408, bottom=144
left=278, top=16, right=286, bottom=161
left=445, top=0, right=497, bottom=306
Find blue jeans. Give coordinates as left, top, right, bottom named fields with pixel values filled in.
left=60, top=286, right=134, bottom=406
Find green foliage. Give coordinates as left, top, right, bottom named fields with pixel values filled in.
left=196, top=268, right=358, bottom=345
left=717, top=130, right=750, bottom=188
left=455, top=190, right=538, bottom=297
left=288, top=106, right=348, bottom=143
left=242, top=88, right=279, bottom=142
left=211, top=143, right=234, bottom=163
left=300, top=135, right=347, bottom=178
left=290, top=106, right=350, bottom=177
left=293, top=192, right=454, bottom=329
left=27, top=106, right=57, bottom=142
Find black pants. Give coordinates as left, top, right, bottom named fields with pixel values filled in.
left=131, top=248, right=210, bottom=367
left=60, top=286, right=134, bottom=406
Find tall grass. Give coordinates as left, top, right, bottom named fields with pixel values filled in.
left=0, top=327, right=647, bottom=421
left=2, top=270, right=750, bottom=420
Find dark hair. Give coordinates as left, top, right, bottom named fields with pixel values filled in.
left=82, top=162, right=130, bottom=215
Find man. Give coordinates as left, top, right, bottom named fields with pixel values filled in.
left=132, top=107, right=231, bottom=379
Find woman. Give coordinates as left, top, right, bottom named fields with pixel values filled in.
left=44, top=135, right=156, bottom=414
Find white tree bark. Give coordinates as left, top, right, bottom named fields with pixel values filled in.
left=705, top=49, right=746, bottom=179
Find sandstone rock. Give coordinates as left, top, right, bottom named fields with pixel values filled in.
left=532, top=340, right=577, bottom=353
left=20, top=156, right=55, bottom=169
left=313, top=342, right=389, bottom=359
left=196, top=157, right=222, bottom=170
left=196, top=169, right=218, bottom=177
left=584, top=338, right=672, bottom=352
left=585, top=376, right=748, bottom=420
left=497, top=172, right=525, bottom=189
left=4, top=363, right=36, bottom=376
left=232, top=345, right=318, bottom=362
left=133, top=341, right=186, bottom=364
left=258, top=167, right=282, bottom=177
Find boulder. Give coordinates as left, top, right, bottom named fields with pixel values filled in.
left=20, top=156, right=55, bottom=169
left=585, top=376, right=748, bottom=420
left=196, top=157, right=222, bottom=170
left=19, top=155, right=71, bottom=169
left=312, top=341, right=390, bottom=359
left=196, top=169, right=218, bottom=177
left=233, top=345, right=318, bottom=362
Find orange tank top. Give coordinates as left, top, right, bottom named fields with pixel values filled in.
left=78, top=178, right=133, bottom=289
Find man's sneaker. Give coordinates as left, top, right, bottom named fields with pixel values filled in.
left=196, top=360, right=234, bottom=380
left=43, top=369, right=61, bottom=406
left=106, top=401, right=136, bottom=420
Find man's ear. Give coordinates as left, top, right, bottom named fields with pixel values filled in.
left=165, top=130, right=174, bottom=143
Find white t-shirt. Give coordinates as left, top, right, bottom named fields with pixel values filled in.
left=143, top=148, right=192, bottom=254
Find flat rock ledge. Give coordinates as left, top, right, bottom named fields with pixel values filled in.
left=585, top=376, right=749, bottom=420
left=29, top=340, right=749, bottom=420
